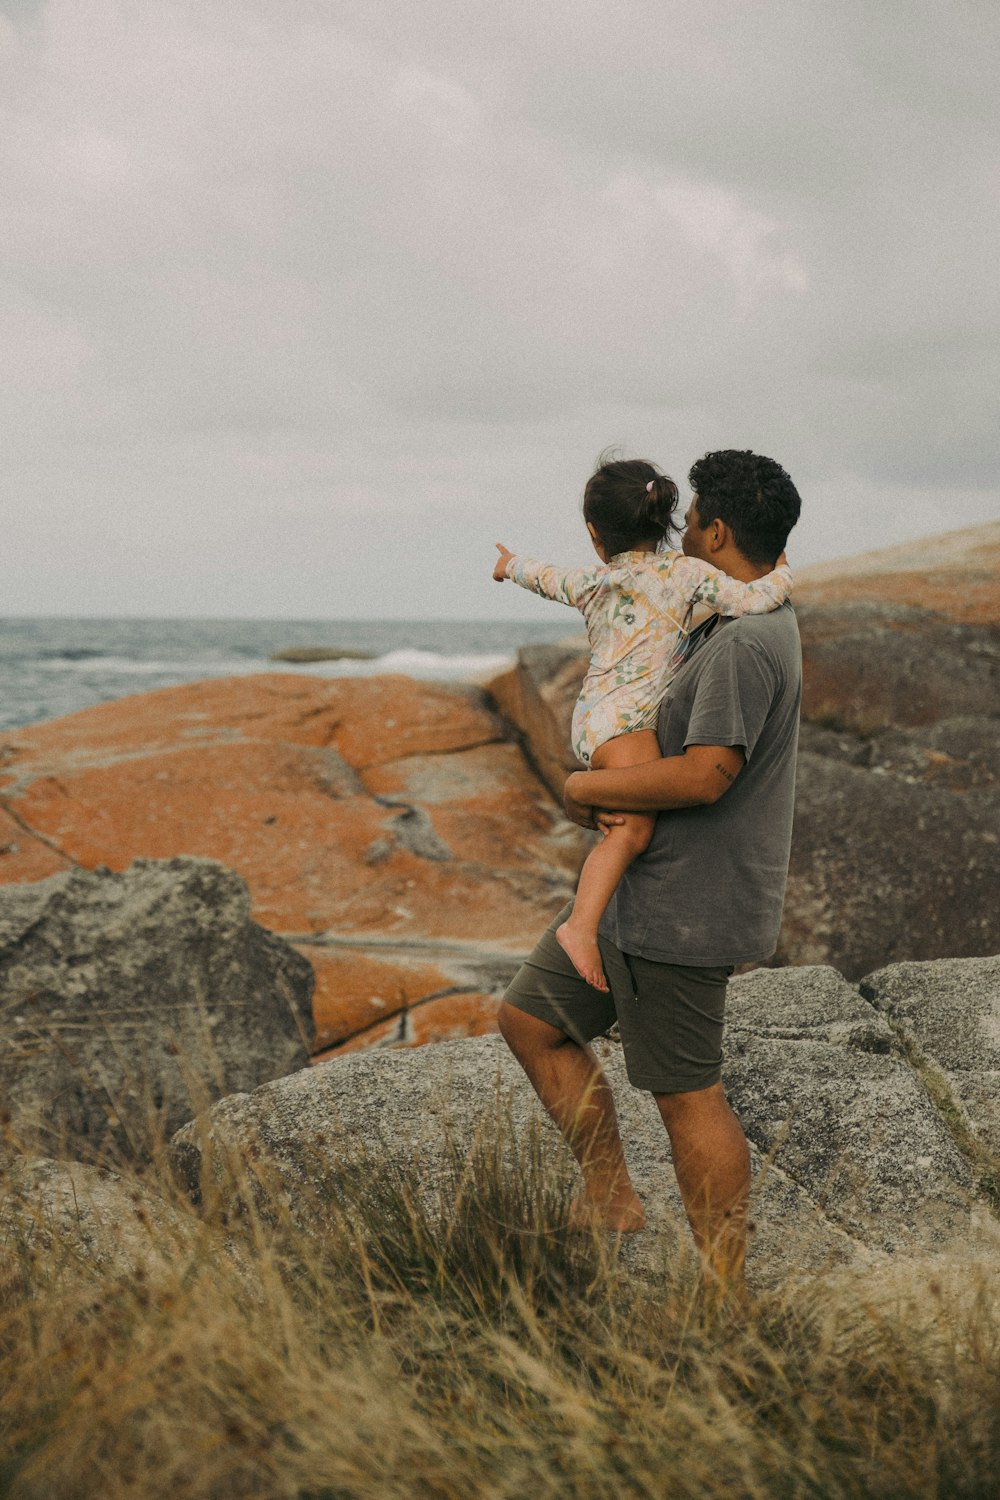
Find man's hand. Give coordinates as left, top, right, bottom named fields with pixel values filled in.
left=493, top=543, right=515, bottom=582
left=563, top=771, right=593, bottom=828
left=564, top=770, right=632, bottom=836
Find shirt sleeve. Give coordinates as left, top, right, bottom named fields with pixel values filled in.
left=669, top=555, right=793, bottom=616
left=682, top=629, right=778, bottom=761
left=505, top=555, right=602, bottom=611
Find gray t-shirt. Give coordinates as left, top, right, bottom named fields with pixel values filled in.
left=600, top=602, right=801, bottom=967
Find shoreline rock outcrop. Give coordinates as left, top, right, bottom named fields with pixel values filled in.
left=171, top=956, right=999, bottom=1287
left=0, top=858, right=313, bottom=1156
left=776, top=740, right=998, bottom=976
left=793, top=519, right=1000, bottom=627
left=862, top=955, right=1000, bottom=1161
left=797, top=602, right=999, bottom=733
left=270, top=646, right=374, bottom=662
left=0, top=674, right=589, bottom=1056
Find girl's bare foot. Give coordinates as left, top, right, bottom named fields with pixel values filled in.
left=567, top=1189, right=646, bottom=1234
left=556, top=921, right=609, bottom=992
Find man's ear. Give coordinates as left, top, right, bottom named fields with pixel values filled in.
left=707, top=518, right=728, bottom=554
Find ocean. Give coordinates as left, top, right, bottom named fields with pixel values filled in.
left=0, top=617, right=578, bottom=732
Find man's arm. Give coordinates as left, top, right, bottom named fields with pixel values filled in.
left=564, top=743, right=745, bottom=827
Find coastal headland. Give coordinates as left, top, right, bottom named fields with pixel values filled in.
left=1, top=520, right=998, bottom=1060
left=0, top=673, right=589, bottom=1060
left=0, top=522, right=995, bottom=1422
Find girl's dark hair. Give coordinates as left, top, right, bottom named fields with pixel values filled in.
left=582, top=450, right=679, bottom=558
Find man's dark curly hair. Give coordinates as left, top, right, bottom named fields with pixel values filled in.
left=688, top=450, right=801, bottom=567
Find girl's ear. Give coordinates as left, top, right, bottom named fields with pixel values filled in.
left=586, top=521, right=607, bottom=562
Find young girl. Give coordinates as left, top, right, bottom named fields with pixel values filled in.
left=493, top=453, right=792, bottom=993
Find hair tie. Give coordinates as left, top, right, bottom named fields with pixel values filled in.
left=646, top=480, right=655, bottom=493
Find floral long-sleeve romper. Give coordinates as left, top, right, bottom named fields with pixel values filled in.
left=505, top=548, right=793, bottom=765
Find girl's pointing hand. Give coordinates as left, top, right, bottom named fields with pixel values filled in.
left=493, top=544, right=515, bottom=582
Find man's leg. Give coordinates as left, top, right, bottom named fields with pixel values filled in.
left=654, top=1082, right=750, bottom=1286
left=497, top=1002, right=646, bottom=1231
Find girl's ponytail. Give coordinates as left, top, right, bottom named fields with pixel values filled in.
left=639, top=473, right=680, bottom=537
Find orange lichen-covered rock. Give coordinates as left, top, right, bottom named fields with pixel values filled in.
left=303, top=945, right=439, bottom=1049
left=301, top=939, right=520, bottom=1056
left=0, top=673, right=586, bottom=1056
left=0, top=673, right=501, bottom=774
left=0, top=806, right=68, bottom=884
left=796, top=521, right=1000, bottom=626
left=319, top=991, right=501, bottom=1059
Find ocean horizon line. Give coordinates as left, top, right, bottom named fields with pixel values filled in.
left=1, top=612, right=565, bottom=625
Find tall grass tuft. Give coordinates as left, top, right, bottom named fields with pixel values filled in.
left=1, top=1086, right=999, bottom=1499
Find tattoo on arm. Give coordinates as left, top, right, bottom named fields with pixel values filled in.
left=714, top=761, right=736, bottom=785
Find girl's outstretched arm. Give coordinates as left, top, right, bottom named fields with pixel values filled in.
left=494, top=546, right=602, bottom=610
left=667, top=553, right=793, bottom=615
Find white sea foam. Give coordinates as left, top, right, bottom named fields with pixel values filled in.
left=298, top=648, right=514, bottom=681
left=34, top=649, right=515, bottom=683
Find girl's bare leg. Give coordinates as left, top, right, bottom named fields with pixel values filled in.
left=557, top=728, right=661, bottom=991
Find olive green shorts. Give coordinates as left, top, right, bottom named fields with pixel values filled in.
left=504, top=904, right=733, bottom=1096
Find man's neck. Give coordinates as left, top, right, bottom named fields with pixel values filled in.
left=712, top=549, right=771, bottom=583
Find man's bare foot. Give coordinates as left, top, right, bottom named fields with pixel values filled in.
left=556, top=921, right=609, bottom=992
left=567, top=1189, right=646, bottom=1234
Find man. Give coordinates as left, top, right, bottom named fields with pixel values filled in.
left=498, top=449, right=802, bottom=1287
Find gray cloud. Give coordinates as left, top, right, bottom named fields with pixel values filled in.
left=2, top=0, right=997, bottom=617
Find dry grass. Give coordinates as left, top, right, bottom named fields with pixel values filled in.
left=2, top=1104, right=999, bottom=1500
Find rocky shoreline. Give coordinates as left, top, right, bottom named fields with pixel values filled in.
left=0, top=671, right=591, bottom=1059
left=1, top=595, right=996, bottom=1063
left=1, top=522, right=997, bottom=1281
left=2, top=857, right=997, bottom=1285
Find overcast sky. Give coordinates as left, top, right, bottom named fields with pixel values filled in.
left=2, top=0, right=998, bottom=620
